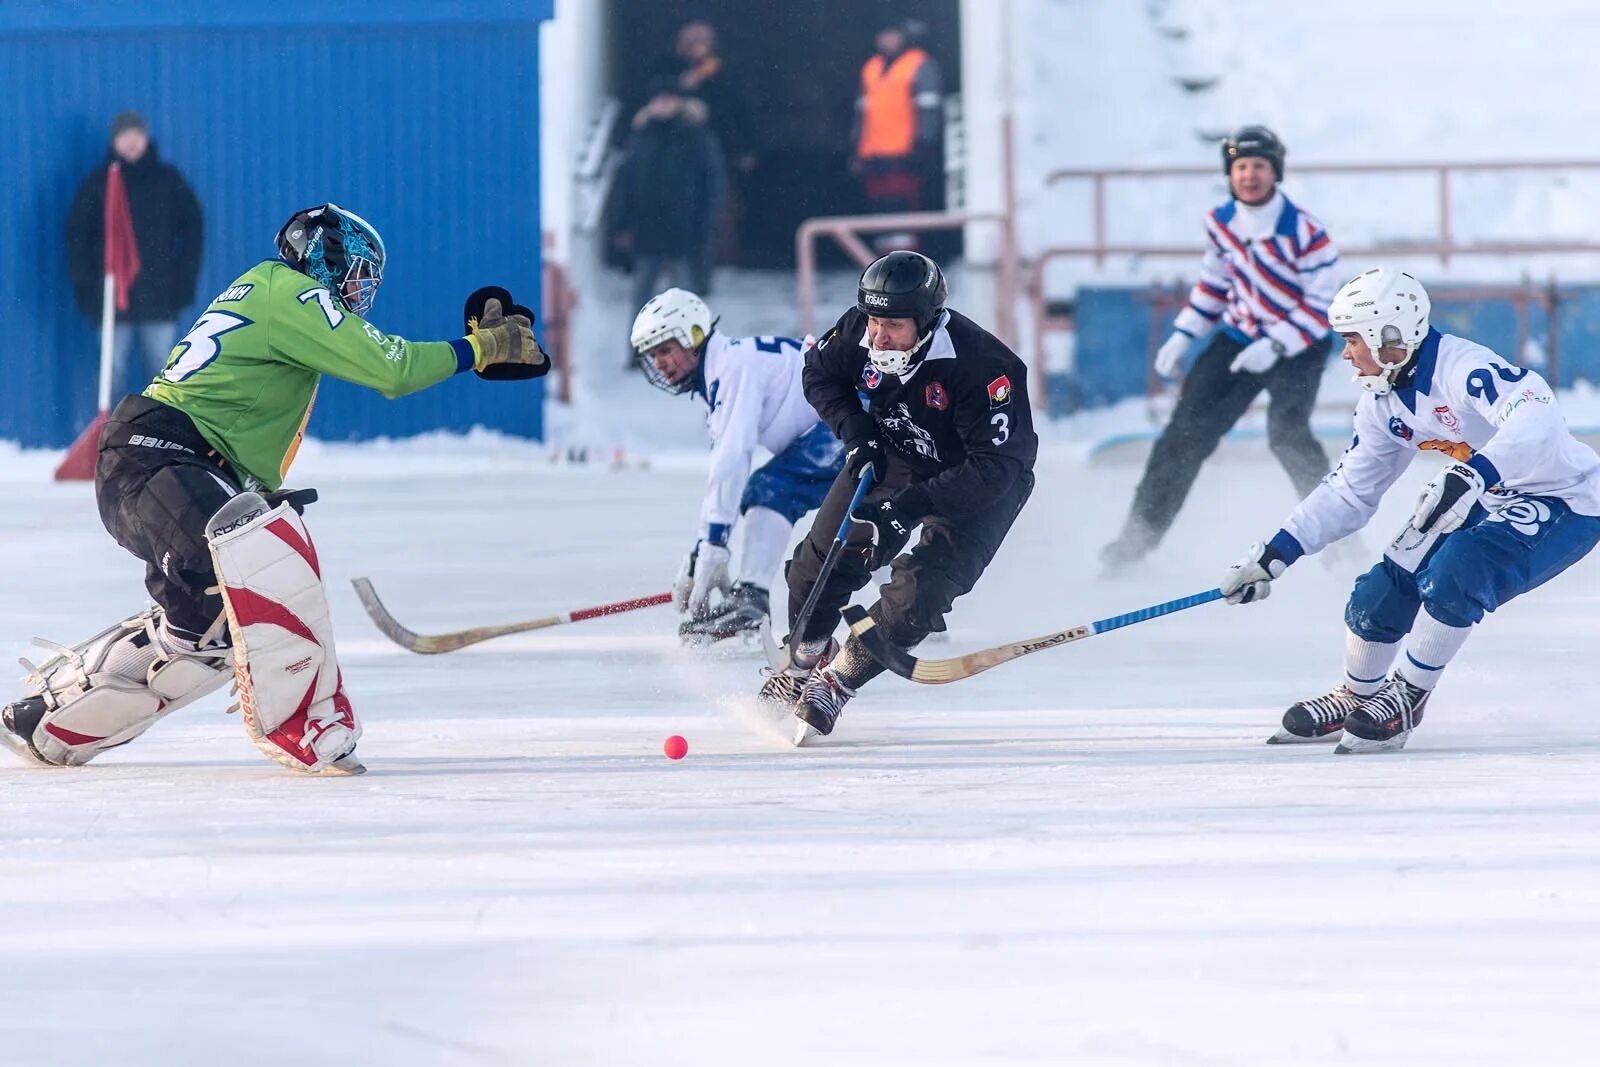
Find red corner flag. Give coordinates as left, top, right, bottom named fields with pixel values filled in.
left=104, top=161, right=140, bottom=310
left=56, top=163, right=142, bottom=481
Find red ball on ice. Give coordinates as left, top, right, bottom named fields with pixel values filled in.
left=663, top=735, right=688, bottom=760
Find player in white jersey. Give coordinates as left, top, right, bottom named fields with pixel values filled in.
left=633, top=288, right=845, bottom=644
left=1220, top=267, right=1600, bottom=753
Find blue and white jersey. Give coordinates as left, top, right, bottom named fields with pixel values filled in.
left=694, top=332, right=826, bottom=542
left=1173, top=190, right=1342, bottom=354
left=1271, top=329, right=1600, bottom=559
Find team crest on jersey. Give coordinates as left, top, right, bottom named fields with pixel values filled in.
left=1387, top=416, right=1413, bottom=441
left=924, top=381, right=948, bottom=411
left=860, top=364, right=883, bottom=390
left=1433, top=404, right=1461, bottom=433
left=988, top=375, right=1012, bottom=406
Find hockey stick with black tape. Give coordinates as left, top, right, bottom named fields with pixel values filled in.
left=352, top=578, right=671, bottom=654
left=840, top=587, right=1225, bottom=684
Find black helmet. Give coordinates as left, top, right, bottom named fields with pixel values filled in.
left=857, top=250, right=947, bottom=333
left=1221, top=125, right=1285, bottom=182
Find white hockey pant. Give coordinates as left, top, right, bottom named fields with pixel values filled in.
left=206, top=493, right=361, bottom=774
left=13, top=609, right=231, bottom=766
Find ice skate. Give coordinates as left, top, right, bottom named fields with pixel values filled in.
left=756, top=636, right=834, bottom=717
left=792, top=668, right=854, bottom=747
left=1267, top=684, right=1365, bottom=744
left=1336, top=675, right=1429, bottom=754
left=679, top=583, right=769, bottom=647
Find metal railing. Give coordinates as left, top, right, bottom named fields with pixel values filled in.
left=794, top=118, right=1024, bottom=395
left=1030, top=160, right=1600, bottom=403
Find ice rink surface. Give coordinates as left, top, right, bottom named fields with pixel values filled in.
left=4, top=443, right=1600, bottom=1066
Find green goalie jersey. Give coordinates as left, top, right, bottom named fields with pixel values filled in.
left=145, top=259, right=475, bottom=491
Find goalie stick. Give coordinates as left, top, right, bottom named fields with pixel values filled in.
left=352, top=578, right=671, bottom=654
left=840, top=587, right=1224, bottom=684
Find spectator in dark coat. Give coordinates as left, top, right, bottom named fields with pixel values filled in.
left=66, top=111, right=204, bottom=386
left=607, top=83, right=725, bottom=364
left=671, top=20, right=756, bottom=174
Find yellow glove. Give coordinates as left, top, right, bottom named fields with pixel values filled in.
left=468, top=297, right=549, bottom=380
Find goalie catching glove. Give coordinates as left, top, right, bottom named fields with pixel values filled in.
left=463, top=285, right=549, bottom=381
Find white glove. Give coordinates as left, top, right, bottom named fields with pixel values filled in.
left=686, top=542, right=731, bottom=618
left=1229, top=336, right=1284, bottom=375
left=1411, top=463, right=1486, bottom=536
left=671, top=545, right=698, bottom=613
left=1220, top=540, right=1291, bottom=605
left=1153, top=329, right=1194, bottom=379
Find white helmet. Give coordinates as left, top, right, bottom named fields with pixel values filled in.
left=1327, top=267, right=1431, bottom=395
left=631, top=288, right=715, bottom=394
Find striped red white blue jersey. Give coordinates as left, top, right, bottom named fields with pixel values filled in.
left=1172, top=193, right=1341, bottom=354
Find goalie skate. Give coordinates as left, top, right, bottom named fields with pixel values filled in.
left=1, top=610, right=231, bottom=767
left=1267, top=684, right=1364, bottom=744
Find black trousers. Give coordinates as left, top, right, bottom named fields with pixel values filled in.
left=94, top=396, right=241, bottom=640
left=1122, top=332, right=1333, bottom=547
left=786, top=451, right=1034, bottom=649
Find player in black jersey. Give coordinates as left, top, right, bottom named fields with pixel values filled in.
left=761, top=251, right=1039, bottom=743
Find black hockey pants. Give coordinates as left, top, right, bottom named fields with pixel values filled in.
left=95, top=395, right=241, bottom=641
left=786, top=449, right=1034, bottom=652
left=1121, top=331, right=1332, bottom=547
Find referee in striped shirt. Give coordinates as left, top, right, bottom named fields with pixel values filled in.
left=1101, top=126, right=1343, bottom=572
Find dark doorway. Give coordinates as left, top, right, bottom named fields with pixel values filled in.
left=608, top=0, right=962, bottom=268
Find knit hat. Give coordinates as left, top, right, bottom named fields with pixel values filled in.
left=110, top=110, right=148, bottom=138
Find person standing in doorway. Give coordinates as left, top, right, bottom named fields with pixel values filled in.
left=607, top=81, right=725, bottom=367
left=66, top=111, right=204, bottom=388
left=851, top=20, right=943, bottom=253
left=1101, top=126, right=1342, bottom=573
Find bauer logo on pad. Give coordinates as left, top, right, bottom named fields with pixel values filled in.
left=988, top=375, right=1012, bottom=406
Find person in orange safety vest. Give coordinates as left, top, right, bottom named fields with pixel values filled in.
left=851, top=21, right=943, bottom=252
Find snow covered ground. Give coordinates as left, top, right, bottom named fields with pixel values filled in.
left=5, top=439, right=1600, bottom=1066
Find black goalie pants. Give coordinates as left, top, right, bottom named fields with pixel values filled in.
left=786, top=450, right=1034, bottom=650
left=94, top=395, right=241, bottom=641
left=1122, top=331, right=1333, bottom=548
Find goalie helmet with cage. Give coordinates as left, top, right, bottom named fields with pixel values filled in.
left=1328, top=268, right=1431, bottom=395
left=274, top=203, right=387, bottom=317
left=632, top=287, right=716, bottom=394
left=856, top=250, right=948, bottom=377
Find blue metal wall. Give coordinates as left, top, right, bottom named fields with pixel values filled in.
left=0, top=1, right=552, bottom=448
left=1061, top=284, right=1600, bottom=413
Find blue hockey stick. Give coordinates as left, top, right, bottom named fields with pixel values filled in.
left=778, top=465, right=877, bottom=667
left=840, top=587, right=1224, bottom=684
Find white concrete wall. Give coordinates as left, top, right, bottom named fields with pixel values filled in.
left=958, top=0, right=1015, bottom=267
left=539, top=0, right=611, bottom=265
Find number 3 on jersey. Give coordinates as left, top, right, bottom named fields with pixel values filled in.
left=163, top=311, right=252, bottom=382
left=991, top=412, right=1010, bottom=445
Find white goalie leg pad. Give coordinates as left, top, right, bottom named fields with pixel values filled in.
left=8, top=611, right=231, bottom=767
left=206, top=493, right=362, bottom=775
